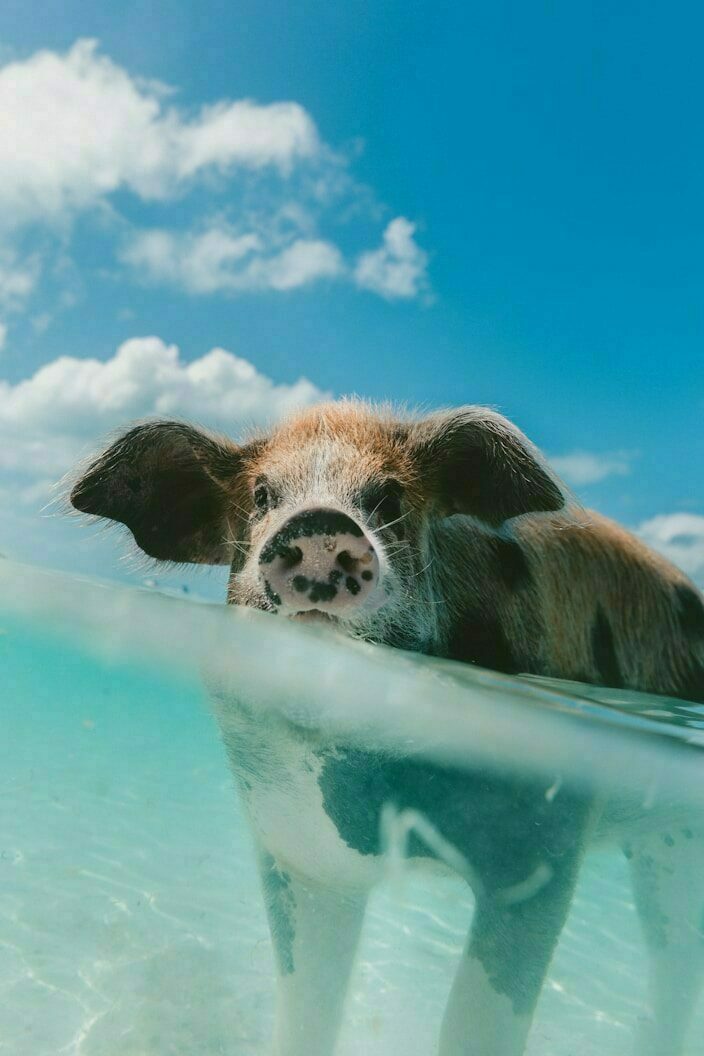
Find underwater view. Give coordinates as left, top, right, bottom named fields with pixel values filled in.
left=3, top=558, right=704, bottom=1056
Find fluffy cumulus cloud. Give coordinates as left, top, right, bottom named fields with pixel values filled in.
left=121, top=215, right=433, bottom=298
left=242, top=239, right=344, bottom=291
left=0, top=336, right=326, bottom=479
left=0, top=40, right=431, bottom=309
left=636, top=513, right=704, bottom=581
left=0, top=39, right=320, bottom=224
left=121, top=225, right=343, bottom=293
left=549, top=450, right=634, bottom=486
left=354, top=217, right=429, bottom=300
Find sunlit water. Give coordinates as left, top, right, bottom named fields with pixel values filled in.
left=2, top=559, right=704, bottom=1055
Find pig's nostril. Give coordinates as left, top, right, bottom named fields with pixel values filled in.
left=336, top=550, right=358, bottom=573
left=278, top=545, right=303, bottom=570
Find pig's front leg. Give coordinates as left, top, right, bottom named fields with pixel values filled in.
left=258, top=850, right=367, bottom=1056
left=438, top=871, right=578, bottom=1056
left=438, top=795, right=593, bottom=1056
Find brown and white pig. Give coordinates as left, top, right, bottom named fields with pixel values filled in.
left=70, top=401, right=704, bottom=1056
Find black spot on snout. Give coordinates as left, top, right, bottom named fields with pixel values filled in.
left=591, top=606, right=623, bottom=688
left=292, top=571, right=344, bottom=606
left=259, top=509, right=363, bottom=564
left=263, top=580, right=282, bottom=608
left=337, top=550, right=357, bottom=573
left=280, top=545, right=303, bottom=569
left=346, top=576, right=360, bottom=595
left=309, top=580, right=338, bottom=604
left=361, top=570, right=373, bottom=582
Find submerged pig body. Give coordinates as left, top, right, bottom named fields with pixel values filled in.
left=70, top=400, right=704, bottom=1056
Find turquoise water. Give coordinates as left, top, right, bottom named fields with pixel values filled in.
left=2, top=560, right=704, bottom=1055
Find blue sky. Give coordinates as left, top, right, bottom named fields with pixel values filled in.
left=0, top=1, right=702, bottom=588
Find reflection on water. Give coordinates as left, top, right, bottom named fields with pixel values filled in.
left=2, top=560, right=704, bottom=1055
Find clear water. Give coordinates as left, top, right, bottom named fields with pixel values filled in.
left=2, top=559, right=704, bottom=1056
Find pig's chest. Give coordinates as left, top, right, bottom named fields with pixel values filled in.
left=215, top=698, right=590, bottom=892
left=219, top=707, right=390, bottom=887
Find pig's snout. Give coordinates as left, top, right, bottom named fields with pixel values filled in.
left=258, top=508, right=380, bottom=614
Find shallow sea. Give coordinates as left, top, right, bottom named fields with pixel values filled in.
left=2, top=560, right=704, bottom=1055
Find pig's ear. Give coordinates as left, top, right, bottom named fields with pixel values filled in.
left=409, top=407, right=565, bottom=527
left=70, top=421, right=260, bottom=564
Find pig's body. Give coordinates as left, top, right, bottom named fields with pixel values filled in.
left=70, top=400, right=704, bottom=1056
left=434, top=510, right=704, bottom=699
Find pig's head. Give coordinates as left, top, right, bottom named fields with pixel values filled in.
left=70, top=401, right=564, bottom=650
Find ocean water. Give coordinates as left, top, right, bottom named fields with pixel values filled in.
left=2, top=559, right=704, bottom=1056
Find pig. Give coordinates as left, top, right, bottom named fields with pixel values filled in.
left=70, top=400, right=704, bottom=1056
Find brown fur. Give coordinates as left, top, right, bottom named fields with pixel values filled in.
left=70, top=399, right=704, bottom=704
left=428, top=510, right=704, bottom=701
left=520, top=513, right=704, bottom=695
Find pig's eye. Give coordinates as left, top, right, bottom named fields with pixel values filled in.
left=253, top=481, right=278, bottom=514
left=361, top=479, right=403, bottom=526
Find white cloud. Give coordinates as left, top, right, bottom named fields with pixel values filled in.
left=636, top=513, right=704, bottom=581
left=0, top=336, right=326, bottom=477
left=121, top=225, right=343, bottom=294
left=122, top=216, right=433, bottom=300
left=243, top=238, right=343, bottom=291
left=0, top=39, right=320, bottom=225
left=0, top=42, right=433, bottom=312
left=0, top=249, right=42, bottom=310
left=354, top=217, right=429, bottom=300
left=549, top=450, right=634, bottom=486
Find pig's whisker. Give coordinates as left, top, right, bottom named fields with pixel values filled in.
left=378, top=509, right=412, bottom=533
left=412, top=558, right=435, bottom=579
